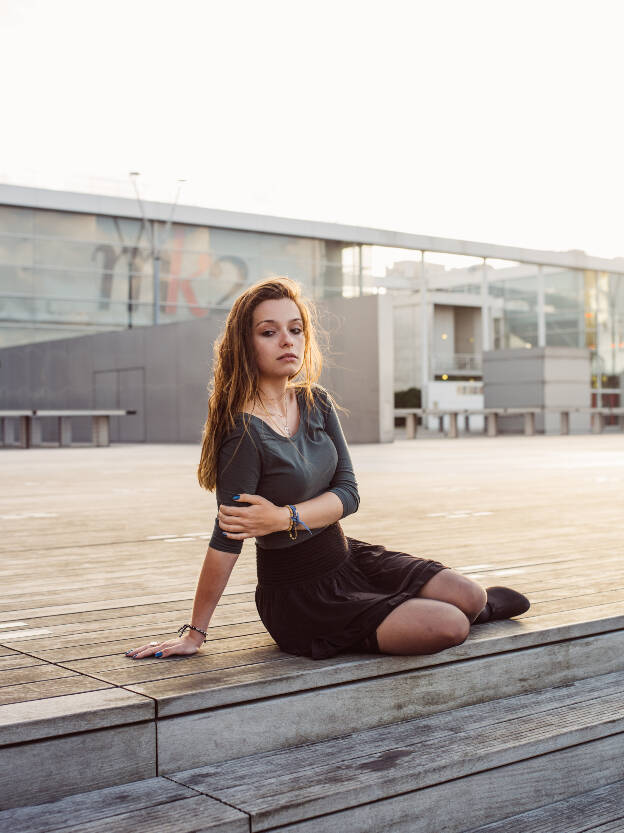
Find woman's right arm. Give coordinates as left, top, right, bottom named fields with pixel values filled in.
left=187, top=546, right=240, bottom=643
left=125, top=420, right=261, bottom=660
left=124, top=546, right=239, bottom=658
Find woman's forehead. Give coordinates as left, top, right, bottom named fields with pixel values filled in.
left=252, top=297, right=301, bottom=323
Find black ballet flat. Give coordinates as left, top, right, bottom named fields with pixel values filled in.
left=474, top=586, right=530, bottom=624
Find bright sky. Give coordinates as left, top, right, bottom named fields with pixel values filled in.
left=2, top=0, right=623, bottom=258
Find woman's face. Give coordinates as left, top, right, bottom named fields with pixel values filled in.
left=251, top=297, right=306, bottom=381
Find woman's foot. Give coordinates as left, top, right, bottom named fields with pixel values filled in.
left=474, top=586, right=530, bottom=624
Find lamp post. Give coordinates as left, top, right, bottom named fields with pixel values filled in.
left=129, top=173, right=186, bottom=326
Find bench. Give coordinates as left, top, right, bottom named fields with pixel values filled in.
left=0, top=409, right=137, bottom=448
left=395, top=406, right=624, bottom=438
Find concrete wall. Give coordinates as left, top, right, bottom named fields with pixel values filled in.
left=0, top=294, right=393, bottom=445
left=483, top=347, right=591, bottom=433
left=318, top=294, right=394, bottom=443
left=454, top=307, right=480, bottom=355
left=433, top=305, right=454, bottom=361
left=0, top=312, right=226, bottom=443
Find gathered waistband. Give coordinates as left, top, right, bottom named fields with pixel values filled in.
left=256, top=522, right=349, bottom=587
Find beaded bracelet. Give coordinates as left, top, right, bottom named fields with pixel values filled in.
left=177, top=623, right=207, bottom=643
left=287, top=504, right=312, bottom=541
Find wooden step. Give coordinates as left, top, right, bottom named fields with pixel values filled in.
left=0, top=689, right=155, bottom=810
left=165, top=669, right=624, bottom=832
left=5, top=674, right=623, bottom=832
left=0, top=777, right=247, bottom=832
left=2, top=612, right=624, bottom=810
left=464, top=779, right=624, bottom=833
left=153, top=618, right=624, bottom=772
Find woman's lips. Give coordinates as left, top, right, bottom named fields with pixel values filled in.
left=278, top=355, right=298, bottom=361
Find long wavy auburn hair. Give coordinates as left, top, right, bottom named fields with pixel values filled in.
left=197, top=277, right=324, bottom=491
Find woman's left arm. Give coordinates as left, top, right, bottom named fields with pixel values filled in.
left=218, top=490, right=344, bottom=540
left=219, top=391, right=359, bottom=541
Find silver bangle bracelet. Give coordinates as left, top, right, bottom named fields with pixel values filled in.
left=177, top=623, right=207, bottom=643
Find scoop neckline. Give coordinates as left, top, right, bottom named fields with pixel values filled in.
left=243, top=389, right=305, bottom=440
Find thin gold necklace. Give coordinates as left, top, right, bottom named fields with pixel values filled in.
left=255, top=391, right=290, bottom=436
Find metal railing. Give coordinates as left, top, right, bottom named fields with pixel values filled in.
left=432, top=353, right=482, bottom=373
left=395, top=406, right=624, bottom=439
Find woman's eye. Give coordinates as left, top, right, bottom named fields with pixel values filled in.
left=261, top=330, right=275, bottom=337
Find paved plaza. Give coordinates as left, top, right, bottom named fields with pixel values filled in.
left=2, top=433, right=624, bottom=826
left=2, top=433, right=623, bottom=635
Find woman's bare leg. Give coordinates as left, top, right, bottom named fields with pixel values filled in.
left=417, top=568, right=487, bottom=623
left=376, top=598, right=470, bottom=655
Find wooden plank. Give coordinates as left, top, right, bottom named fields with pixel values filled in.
left=171, top=678, right=624, bottom=829
left=0, top=602, right=257, bottom=643
left=0, top=676, right=112, bottom=707
left=465, top=779, right=624, bottom=833
left=0, top=655, right=46, bottom=672
left=268, top=734, right=624, bottom=833
left=0, top=602, right=260, bottom=650
left=0, top=646, right=28, bottom=658
left=58, top=796, right=246, bottom=833
left=155, top=629, right=624, bottom=771
left=171, top=670, right=624, bottom=791
left=0, top=778, right=247, bottom=833
left=0, top=664, right=79, bottom=687
left=63, top=645, right=286, bottom=687
left=0, top=688, right=153, bottom=747
left=29, top=622, right=269, bottom=663
left=0, top=592, right=254, bottom=629
left=0, top=722, right=156, bottom=812
left=63, top=632, right=276, bottom=675
left=131, top=610, right=624, bottom=720
left=0, top=592, right=197, bottom=619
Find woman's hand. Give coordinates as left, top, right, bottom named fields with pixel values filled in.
left=218, top=494, right=290, bottom=540
left=124, top=631, right=204, bottom=659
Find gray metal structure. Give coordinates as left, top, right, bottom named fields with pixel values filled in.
left=483, top=347, right=592, bottom=434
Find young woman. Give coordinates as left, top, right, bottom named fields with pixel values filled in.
left=125, top=277, right=529, bottom=661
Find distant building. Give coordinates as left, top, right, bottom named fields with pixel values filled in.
left=1, top=183, right=623, bottom=435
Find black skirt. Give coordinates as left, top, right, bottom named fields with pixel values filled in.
left=255, top=522, right=449, bottom=660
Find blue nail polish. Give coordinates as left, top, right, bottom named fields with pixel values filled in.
left=233, top=495, right=240, bottom=500
left=155, top=651, right=163, bottom=658
left=221, top=531, right=228, bottom=536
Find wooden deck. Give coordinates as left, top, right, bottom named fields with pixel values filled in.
left=1, top=434, right=624, bottom=829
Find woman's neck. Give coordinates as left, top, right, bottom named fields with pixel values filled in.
left=257, top=379, right=289, bottom=404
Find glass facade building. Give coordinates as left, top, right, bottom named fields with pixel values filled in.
left=0, top=203, right=351, bottom=347
left=1, top=186, right=624, bottom=400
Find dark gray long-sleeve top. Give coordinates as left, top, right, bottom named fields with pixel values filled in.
left=208, top=385, right=360, bottom=554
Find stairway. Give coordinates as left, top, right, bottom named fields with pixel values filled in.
left=1, top=608, right=624, bottom=832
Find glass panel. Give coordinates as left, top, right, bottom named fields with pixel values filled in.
left=487, top=260, right=538, bottom=349
left=0, top=205, right=35, bottom=234
left=34, top=209, right=99, bottom=241
left=0, top=234, right=34, bottom=267
left=544, top=267, right=586, bottom=348
left=423, top=252, right=483, bottom=296
left=96, top=214, right=150, bottom=246
left=0, top=264, right=35, bottom=296
left=595, top=271, right=624, bottom=380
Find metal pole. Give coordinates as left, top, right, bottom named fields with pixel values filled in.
left=537, top=264, right=546, bottom=347
left=420, top=251, right=428, bottom=411
left=153, top=253, right=161, bottom=325
left=481, top=257, right=490, bottom=351
left=129, top=174, right=185, bottom=328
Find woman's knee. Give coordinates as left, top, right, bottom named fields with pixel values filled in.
left=376, top=598, right=470, bottom=655
left=464, top=581, right=487, bottom=620
left=420, top=569, right=487, bottom=620
left=442, top=608, right=471, bottom=647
